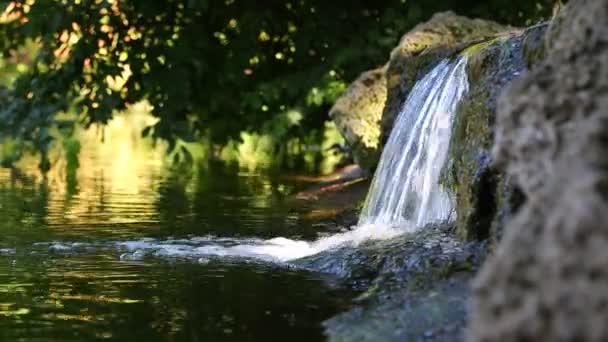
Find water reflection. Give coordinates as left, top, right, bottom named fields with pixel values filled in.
left=0, top=253, right=353, bottom=341
left=0, top=117, right=363, bottom=340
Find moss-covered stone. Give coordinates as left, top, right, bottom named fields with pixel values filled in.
left=445, top=24, right=548, bottom=241
left=445, top=33, right=522, bottom=241
left=293, top=225, right=487, bottom=341
left=522, top=23, right=549, bottom=68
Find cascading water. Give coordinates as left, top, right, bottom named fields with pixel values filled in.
left=69, top=57, right=469, bottom=264
left=359, top=56, right=469, bottom=229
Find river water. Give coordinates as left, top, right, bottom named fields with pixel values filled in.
left=0, top=145, right=360, bottom=340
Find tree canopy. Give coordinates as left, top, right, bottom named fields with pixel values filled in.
left=0, top=0, right=554, bottom=170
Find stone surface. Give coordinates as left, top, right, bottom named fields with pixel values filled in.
left=470, top=0, right=608, bottom=340
left=522, top=23, right=549, bottom=68
left=329, top=67, right=387, bottom=169
left=293, top=224, right=487, bottom=342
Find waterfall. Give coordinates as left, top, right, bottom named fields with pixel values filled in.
left=359, top=56, right=469, bottom=229
left=112, top=57, right=469, bottom=263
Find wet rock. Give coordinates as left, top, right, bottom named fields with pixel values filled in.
left=522, top=23, right=549, bottom=68
left=0, top=248, right=16, bottom=256
left=445, top=27, right=542, bottom=241
left=197, top=257, right=210, bottom=264
left=294, top=225, right=487, bottom=341
left=120, top=249, right=146, bottom=261
left=470, top=0, right=608, bottom=340
left=326, top=278, right=472, bottom=342
left=48, top=243, right=73, bottom=253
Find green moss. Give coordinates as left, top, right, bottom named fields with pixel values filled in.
left=462, top=37, right=503, bottom=57
left=446, top=30, right=528, bottom=241
left=522, top=23, right=549, bottom=68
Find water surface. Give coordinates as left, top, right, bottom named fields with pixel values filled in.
left=0, top=148, right=359, bottom=341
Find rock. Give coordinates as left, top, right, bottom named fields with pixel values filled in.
left=446, top=24, right=548, bottom=241
left=293, top=225, right=487, bottom=341
left=329, top=67, right=387, bottom=169
left=120, top=249, right=146, bottom=261
left=331, top=12, right=509, bottom=170
left=522, top=23, right=549, bottom=68
left=470, top=0, right=608, bottom=340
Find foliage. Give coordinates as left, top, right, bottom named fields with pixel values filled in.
left=0, top=0, right=555, bottom=170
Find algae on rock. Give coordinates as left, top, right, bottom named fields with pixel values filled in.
left=445, top=24, right=548, bottom=241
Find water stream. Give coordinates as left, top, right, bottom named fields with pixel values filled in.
left=360, top=56, right=469, bottom=228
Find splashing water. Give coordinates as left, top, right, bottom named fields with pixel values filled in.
left=359, top=57, right=469, bottom=229
left=113, top=223, right=402, bottom=263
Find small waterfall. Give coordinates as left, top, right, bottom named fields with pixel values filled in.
left=104, top=56, right=469, bottom=264
left=359, top=56, right=469, bottom=229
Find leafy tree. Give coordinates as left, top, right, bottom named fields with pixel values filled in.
left=0, top=0, right=554, bottom=170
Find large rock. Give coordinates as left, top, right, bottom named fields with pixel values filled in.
left=470, top=0, right=608, bottom=340
left=330, top=12, right=508, bottom=170
left=329, top=67, right=387, bottom=169
left=293, top=225, right=488, bottom=342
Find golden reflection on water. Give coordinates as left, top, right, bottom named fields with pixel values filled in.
left=47, top=293, right=143, bottom=304
left=0, top=105, right=362, bottom=340
left=13, top=104, right=170, bottom=228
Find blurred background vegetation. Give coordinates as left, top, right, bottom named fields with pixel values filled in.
left=0, top=0, right=555, bottom=175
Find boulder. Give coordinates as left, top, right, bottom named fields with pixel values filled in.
left=470, top=0, right=608, bottom=340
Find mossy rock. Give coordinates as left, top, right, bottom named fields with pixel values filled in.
left=521, top=23, right=549, bottom=68
left=445, top=27, right=548, bottom=241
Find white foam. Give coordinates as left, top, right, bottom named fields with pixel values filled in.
left=115, top=222, right=405, bottom=263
